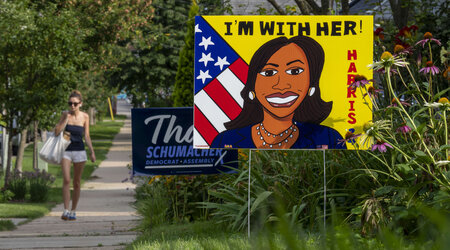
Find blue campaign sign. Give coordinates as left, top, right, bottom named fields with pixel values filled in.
left=132, top=108, right=238, bottom=175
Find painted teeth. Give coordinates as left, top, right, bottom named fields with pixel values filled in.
left=266, top=96, right=298, bottom=104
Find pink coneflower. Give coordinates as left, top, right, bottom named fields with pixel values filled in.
left=338, top=131, right=361, bottom=146
left=419, top=61, right=440, bottom=75
left=371, top=140, right=393, bottom=153
left=388, top=98, right=411, bottom=107
left=416, top=51, right=422, bottom=67
left=374, top=67, right=398, bottom=76
left=416, top=32, right=441, bottom=47
left=393, top=44, right=413, bottom=56
left=363, top=86, right=382, bottom=99
left=350, top=75, right=372, bottom=89
left=396, top=124, right=412, bottom=134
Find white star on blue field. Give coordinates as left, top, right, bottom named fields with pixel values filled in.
left=194, top=16, right=240, bottom=93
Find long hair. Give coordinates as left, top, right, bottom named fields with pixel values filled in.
left=225, top=36, right=332, bottom=130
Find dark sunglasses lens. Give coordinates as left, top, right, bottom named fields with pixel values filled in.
left=68, top=102, right=79, bottom=106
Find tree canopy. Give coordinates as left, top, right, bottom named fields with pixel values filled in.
left=0, top=0, right=154, bottom=188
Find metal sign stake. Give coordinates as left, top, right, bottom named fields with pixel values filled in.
left=323, top=149, right=326, bottom=230
left=248, top=149, right=252, bottom=238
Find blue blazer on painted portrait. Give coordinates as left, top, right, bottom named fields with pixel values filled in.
left=211, top=122, right=346, bottom=149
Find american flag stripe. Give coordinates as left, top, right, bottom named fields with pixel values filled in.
left=193, top=127, right=209, bottom=148
left=194, top=91, right=230, bottom=132
left=204, top=78, right=242, bottom=120
left=216, top=68, right=246, bottom=107
left=194, top=17, right=250, bottom=148
left=228, top=58, right=249, bottom=84
left=194, top=105, right=220, bottom=145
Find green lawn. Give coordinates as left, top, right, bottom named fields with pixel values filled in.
left=128, top=220, right=448, bottom=250
left=128, top=220, right=381, bottom=250
left=0, top=220, right=15, bottom=231
left=129, top=221, right=249, bottom=250
left=0, top=118, right=124, bottom=221
left=0, top=203, right=50, bottom=219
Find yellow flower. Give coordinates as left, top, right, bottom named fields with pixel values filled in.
left=424, top=32, right=433, bottom=39
left=381, top=51, right=393, bottom=60
left=394, top=45, right=405, bottom=54
left=438, top=97, right=449, bottom=104
left=369, top=51, right=408, bottom=70
left=148, top=175, right=162, bottom=185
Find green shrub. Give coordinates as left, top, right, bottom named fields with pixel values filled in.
left=200, top=150, right=351, bottom=232
left=135, top=180, right=171, bottom=230
left=25, top=170, right=55, bottom=202
left=6, top=169, right=27, bottom=201
left=134, top=173, right=225, bottom=231
left=198, top=25, right=449, bottom=236
left=0, top=190, right=14, bottom=203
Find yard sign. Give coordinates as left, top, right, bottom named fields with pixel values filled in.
left=132, top=108, right=238, bottom=175
left=193, top=15, right=373, bottom=150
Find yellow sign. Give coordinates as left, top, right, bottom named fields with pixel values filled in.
left=193, top=16, right=373, bottom=150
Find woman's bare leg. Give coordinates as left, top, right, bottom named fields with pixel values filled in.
left=71, top=161, right=85, bottom=211
left=61, top=158, right=72, bottom=210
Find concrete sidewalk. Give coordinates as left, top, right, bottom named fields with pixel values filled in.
left=0, top=100, right=138, bottom=250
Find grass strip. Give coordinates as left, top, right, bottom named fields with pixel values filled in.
left=0, top=220, right=16, bottom=231
left=129, top=221, right=248, bottom=250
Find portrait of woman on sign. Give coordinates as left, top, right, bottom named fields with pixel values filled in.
left=211, top=36, right=346, bottom=149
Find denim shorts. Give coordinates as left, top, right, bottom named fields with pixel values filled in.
left=63, top=150, right=87, bottom=163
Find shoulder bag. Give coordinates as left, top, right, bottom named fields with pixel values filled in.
left=39, top=121, right=71, bottom=165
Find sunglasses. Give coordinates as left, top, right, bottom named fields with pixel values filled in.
left=68, top=101, right=81, bottom=106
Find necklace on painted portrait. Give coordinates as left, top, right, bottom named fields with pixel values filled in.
left=256, top=122, right=298, bottom=148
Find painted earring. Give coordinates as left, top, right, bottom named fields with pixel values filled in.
left=308, top=87, right=316, bottom=96
left=249, top=91, right=255, bottom=100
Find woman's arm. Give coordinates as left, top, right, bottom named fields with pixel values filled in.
left=54, top=111, right=69, bottom=136
left=84, top=113, right=96, bottom=162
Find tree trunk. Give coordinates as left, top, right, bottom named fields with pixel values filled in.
left=321, top=0, right=330, bottom=14
left=267, top=0, right=286, bottom=14
left=41, top=130, right=48, bottom=142
left=89, top=107, right=96, bottom=125
left=3, top=129, right=14, bottom=189
left=33, top=120, right=39, bottom=170
left=294, top=0, right=312, bottom=14
left=388, top=0, right=411, bottom=29
left=341, top=0, right=349, bottom=15
left=304, top=0, right=321, bottom=13
left=14, top=128, right=28, bottom=173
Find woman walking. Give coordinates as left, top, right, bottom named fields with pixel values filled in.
left=54, top=90, right=96, bottom=221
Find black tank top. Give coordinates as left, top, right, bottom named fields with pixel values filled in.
left=65, top=125, right=85, bottom=151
